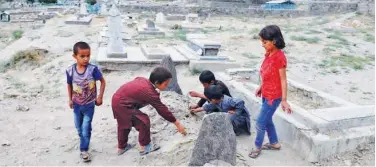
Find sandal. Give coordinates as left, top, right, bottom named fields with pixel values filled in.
left=139, top=143, right=160, bottom=156
left=118, top=144, right=136, bottom=156
left=80, top=152, right=91, bottom=162
left=248, top=149, right=261, bottom=159
left=261, top=143, right=281, bottom=150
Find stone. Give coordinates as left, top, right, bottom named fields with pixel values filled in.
left=204, top=159, right=233, bottom=166
left=185, top=13, right=199, bottom=23
left=145, top=19, right=156, bottom=31
left=107, top=4, right=127, bottom=58
left=160, top=56, right=182, bottom=95
left=141, top=45, right=170, bottom=59
left=16, top=105, right=29, bottom=112
left=156, top=12, right=165, bottom=24
left=188, top=113, right=236, bottom=166
left=187, top=39, right=221, bottom=56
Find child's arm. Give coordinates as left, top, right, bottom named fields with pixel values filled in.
left=96, top=77, right=106, bottom=106
left=67, top=84, right=73, bottom=109
left=66, top=70, right=73, bottom=109
left=228, top=98, right=245, bottom=115
left=279, top=68, right=292, bottom=113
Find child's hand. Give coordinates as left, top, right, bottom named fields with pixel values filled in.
left=95, top=97, right=103, bottom=106
left=174, top=121, right=187, bottom=136
left=281, top=101, right=292, bottom=114
left=228, top=110, right=235, bottom=114
left=189, top=91, right=200, bottom=98
left=190, top=107, right=203, bottom=113
left=255, top=87, right=262, bottom=97
left=189, top=104, right=199, bottom=109
left=69, top=100, right=73, bottom=109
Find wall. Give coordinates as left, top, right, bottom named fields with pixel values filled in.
left=308, top=1, right=358, bottom=15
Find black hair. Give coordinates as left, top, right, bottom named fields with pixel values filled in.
left=204, top=85, right=223, bottom=100
left=73, top=41, right=90, bottom=55
left=199, top=70, right=215, bottom=84
left=259, top=25, right=285, bottom=49
left=149, top=66, right=172, bottom=85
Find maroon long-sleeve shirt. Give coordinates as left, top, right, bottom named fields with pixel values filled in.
left=112, top=77, right=177, bottom=129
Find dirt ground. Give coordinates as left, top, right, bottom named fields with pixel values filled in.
left=0, top=12, right=374, bottom=166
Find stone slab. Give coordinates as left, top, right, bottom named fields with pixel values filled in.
left=188, top=38, right=221, bottom=49
left=189, top=60, right=239, bottom=72
left=165, top=14, right=186, bottom=21
left=107, top=46, right=127, bottom=58
left=215, top=72, right=375, bottom=162
left=137, top=26, right=165, bottom=35
left=64, top=15, right=92, bottom=25
left=141, top=45, right=170, bottom=59
left=225, top=68, right=257, bottom=76
left=97, top=46, right=189, bottom=70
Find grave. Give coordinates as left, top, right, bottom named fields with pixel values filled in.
left=97, top=5, right=189, bottom=70
left=64, top=0, right=92, bottom=25
left=215, top=68, right=375, bottom=162
left=0, top=11, right=10, bottom=22
left=182, top=13, right=202, bottom=30
left=155, top=12, right=165, bottom=24
left=175, top=33, right=238, bottom=71
left=165, top=14, right=186, bottom=21
left=137, top=19, right=165, bottom=36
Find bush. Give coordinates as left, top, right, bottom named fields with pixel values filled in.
left=86, top=0, right=97, bottom=5
left=12, top=30, right=23, bottom=39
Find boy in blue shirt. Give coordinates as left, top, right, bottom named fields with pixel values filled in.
left=66, top=41, right=106, bottom=162
left=191, top=85, right=251, bottom=136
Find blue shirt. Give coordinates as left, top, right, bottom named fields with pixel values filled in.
left=66, top=63, right=102, bottom=105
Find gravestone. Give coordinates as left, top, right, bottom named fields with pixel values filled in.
left=107, top=4, right=127, bottom=58
left=79, top=0, right=88, bottom=17
left=156, top=12, right=165, bottom=24
left=100, top=4, right=108, bottom=16
left=188, top=113, right=236, bottom=166
left=160, top=56, right=182, bottom=95
left=144, top=19, right=156, bottom=31
left=185, top=13, right=198, bottom=23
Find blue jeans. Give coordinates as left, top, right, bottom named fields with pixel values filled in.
left=255, top=97, right=282, bottom=149
left=73, top=102, right=95, bottom=152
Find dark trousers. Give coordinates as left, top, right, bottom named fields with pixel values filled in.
left=117, top=115, right=151, bottom=149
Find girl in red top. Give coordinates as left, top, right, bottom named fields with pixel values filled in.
left=249, top=25, right=292, bottom=158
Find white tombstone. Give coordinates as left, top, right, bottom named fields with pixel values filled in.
left=79, top=0, right=88, bottom=17
left=107, top=4, right=127, bottom=58
left=100, top=4, right=108, bottom=16
left=156, top=12, right=165, bottom=24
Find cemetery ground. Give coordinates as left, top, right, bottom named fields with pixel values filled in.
left=0, top=12, right=375, bottom=166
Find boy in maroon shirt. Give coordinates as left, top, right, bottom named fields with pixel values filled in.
left=112, top=67, right=187, bottom=156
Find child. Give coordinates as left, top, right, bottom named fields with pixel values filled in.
left=191, top=85, right=251, bottom=136
left=66, top=42, right=106, bottom=162
left=248, top=25, right=292, bottom=159
left=189, top=70, right=231, bottom=110
left=112, top=66, right=187, bottom=156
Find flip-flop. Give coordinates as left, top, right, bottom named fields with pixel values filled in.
left=248, top=149, right=261, bottom=159
left=80, top=152, right=91, bottom=162
left=261, top=143, right=281, bottom=150
left=139, top=143, right=160, bottom=156
left=118, top=144, right=136, bottom=156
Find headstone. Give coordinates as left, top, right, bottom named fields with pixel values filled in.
left=186, top=13, right=198, bottom=23
left=107, top=4, right=127, bottom=58
left=100, top=4, right=108, bottom=15
left=156, top=12, right=165, bottom=24
left=188, top=113, right=236, bottom=166
left=145, top=19, right=156, bottom=30
left=79, top=0, right=88, bottom=17
left=160, top=56, right=182, bottom=95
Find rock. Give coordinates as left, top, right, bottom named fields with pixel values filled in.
left=344, top=160, right=352, bottom=166
left=54, top=127, right=61, bottom=130
left=56, top=30, right=74, bottom=37
left=1, top=142, right=10, bottom=146
left=188, top=113, right=236, bottom=166
left=204, top=159, right=233, bottom=166
left=160, top=56, right=183, bottom=95
left=16, top=105, right=29, bottom=112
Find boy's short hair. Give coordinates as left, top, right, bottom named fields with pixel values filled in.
left=204, top=85, right=223, bottom=100
left=73, top=41, right=90, bottom=55
left=199, top=70, right=215, bottom=84
left=259, top=25, right=285, bottom=49
left=149, top=66, right=172, bottom=84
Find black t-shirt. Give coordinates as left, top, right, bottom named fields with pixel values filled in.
left=197, top=80, right=232, bottom=107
